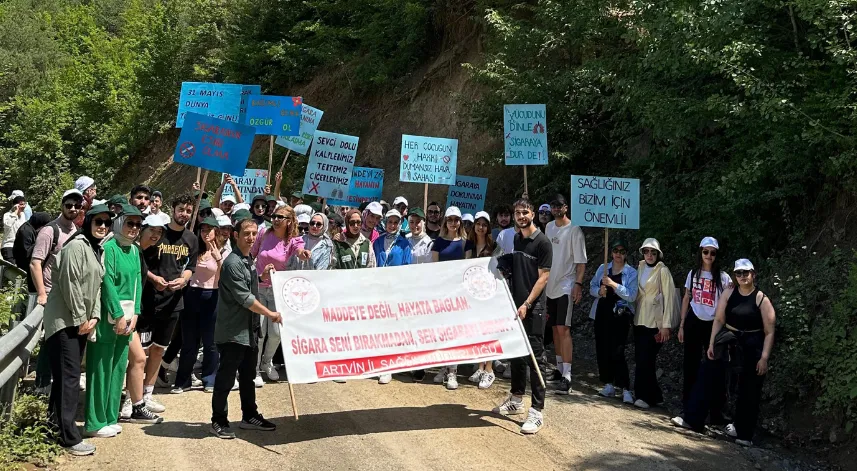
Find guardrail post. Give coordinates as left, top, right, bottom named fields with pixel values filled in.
left=0, top=371, right=18, bottom=420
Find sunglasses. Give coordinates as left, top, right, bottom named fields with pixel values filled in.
left=641, top=248, right=657, bottom=255
left=702, top=249, right=717, bottom=256
left=271, top=214, right=291, bottom=221
left=427, top=209, right=441, bottom=214
left=348, top=220, right=362, bottom=226
left=298, top=226, right=309, bottom=233
left=612, top=248, right=627, bottom=255
left=64, top=203, right=83, bottom=210
left=92, top=218, right=111, bottom=227
left=735, top=270, right=752, bottom=278
left=309, top=221, right=324, bottom=228
left=125, top=221, right=142, bottom=229
left=539, top=210, right=551, bottom=215
left=253, top=204, right=267, bottom=209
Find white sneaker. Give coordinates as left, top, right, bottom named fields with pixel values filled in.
left=170, top=387, right=185, bottom=394
left=191, top=374, right=203, bottom=388
left=119, top=397, right=132, bottom=420
left=670, top=416, right=690, bottom=429
left=79, top=373, right=86, bottom=391
left=492, top=395, right=525, bottom=416
left=378, top=374, right=392, bottom=384
left=520, top=408, right=544, bottom=434
left=478, top=373, right=496, bottom=389
left=145, top=397, right=166, bottom=413
left=433, top=368, right=446, bottom=384
left=253, top=375, right=264, bottom=388
left=445, top=373, right=458, bottom=390
left=85, top=426, right=117, bottom=438
left=264, top=363, right=279, bottom=381
left=622, top=390, right=634, bottom=404
left=502, top=367, right=512, bottom=379
left=634, top=399, right=650, bottom=409
left=735, top=439, right=753, bottom=447
left=468, top=369, right=484, bottom=383
left=108, top=424, right=123, bottom=434
left=599, top=384, right=616, bottom=398
left=725, top=423, right=738, bottom=438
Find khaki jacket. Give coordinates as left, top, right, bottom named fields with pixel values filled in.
left=43, top=234, right=104, bottom=339
left=634, top=261, right=679, bottom=329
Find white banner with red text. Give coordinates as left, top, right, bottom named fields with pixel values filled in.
left=272, top=258, right=530, bottom=384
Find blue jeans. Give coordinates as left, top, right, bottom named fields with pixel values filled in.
left=175, top=288, right=219, bottom=388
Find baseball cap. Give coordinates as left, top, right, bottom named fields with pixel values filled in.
left=74, top=176, right=95, bottom=192
left=366, top=201, right=384, bottom=216
left=610, top=238, right=628, bottom=250
left=549, top=194, right=568, bottom=206
left=297, top=213, right=311, bottom=224
left=294, top=204, right=313, bottom=217
left=107, top=194, right=128, bottom=206
left=699, top=237, right=720, bottom=249
left=233, top=202, right=250, bottom=213
left=385, top=209, right=402, bottom=220
left=121, top=204, right=143, bottom=218
left=216, top=215, right=233, bottom=227
left=444, top=206, right=462, bottom=218
left=538, top=203, right=551, bottom=212
left=393, top=196, right=408, bottom=206
left=232, top=209, right=253, bottom=224
left=266, top=195, right=278, bottom=202
left=462, top=213, right=474, bottom=223
left=142, top=214, right=167, bottom=228
left=86, top=204, right=115, bottom=219
left=251, top=194, right=267, bottom=204
left=62, top=189, right=83, bottom=202
left=220, top=195, right=236, bottom=205
left=408, top=207, right=426, bottom=220
left=733, top=259, right=755, bottom=271
left=199, top=199, right=212, bottom=211
left=474, top=211, right=490, bottom=223
left=199, top=216, right=219, bottom=228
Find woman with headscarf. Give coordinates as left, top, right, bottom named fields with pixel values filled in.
left=3, top=193, right=28, bottom=263
left=334, top=209, right=376, bottom=269
left=43, top=204, right=114, bottom=455
left=12, top=211, right=51, bottom=292
left=288, top=212, right=335, bottom=271
left=85, top=205, right=143, bottom=438
left=251, top=204, right=307, bottom=386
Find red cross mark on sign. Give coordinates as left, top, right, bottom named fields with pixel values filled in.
left=178, top=142, right=195, bottom=159
left=292, top=97, right=303, bottom=107
left=309, top=181, right=320, bottom=194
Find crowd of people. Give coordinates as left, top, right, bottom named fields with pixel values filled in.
left=0, top=175, right=776, bottom=454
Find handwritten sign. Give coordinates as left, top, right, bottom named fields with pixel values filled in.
left=275, top=104, right=324, bottom=155
left=176, top=82, right=246, bottom=128
left=400, top=135, right=458, bottom=185
left=221, top=169, right=269, bottom=199
left=446, top=175, right=488, bottom=212
left=244, top=95, right=303, bottom=136
left=238, top=85, right=262, bottom=125
left=504, top=104, right=548, bottom=165
left=174, top=113, right=256, bottom=176
left=302, top=131, right=359, bottom=200
left=327, top=167, right=384, bottom=208
left=570, top=175, right=640, bottom=229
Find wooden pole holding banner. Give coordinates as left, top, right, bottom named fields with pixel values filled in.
left=267, top=136, right=274, bottom=185
left=195, top=168, right=202, bottom=186
left=277, top=149, right=292, bottom=175
left=287, top=382, right=299, bottom=420
left=523, top=165, right=529, bottom=197
left=424, top=183, right=428, bottom=212
left=189, top=170, right=209, bottom=232
left=604, top=228, right=609, bottom=268
left=516, top=315, right=546, bottom=389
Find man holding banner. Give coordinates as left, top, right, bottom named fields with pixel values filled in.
left=495, top=198, right=552, bottom=434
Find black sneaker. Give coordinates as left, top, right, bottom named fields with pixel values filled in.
left=240, top=414, right=276, bottom=431
left=546, top=370, right=563, bottom=384
left=211, top=421, right=236, bottom=439
left=412, top=370, right=426, bottom=381
left=555, top=377, right=572, bottom=395
left=130, top=403, right=164, bottom=424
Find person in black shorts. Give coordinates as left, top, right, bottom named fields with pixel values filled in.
left=138, top=193, right=198, bottom=412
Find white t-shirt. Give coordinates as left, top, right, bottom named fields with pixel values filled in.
left=544, top=221, right=587, bottom=299
left=495, top=227, right=516, bottom=255
left=684, top=270, right=733, bottom=321
left=640, top=264, right=654, bottom=288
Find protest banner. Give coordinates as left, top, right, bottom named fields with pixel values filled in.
left=221, top=169, right=269, bottom=198
left=238, top=85, right=262, bottom=125
left=301, top=130, right=358, bottom=200
left=174, top=112, right=256, bottom=176
left=176, top=82, right=245, bottom=128
left=504, top=104, right=548, bottom=194
left=272, top=258, right=533, bottom=384
left=570, top=175, right=640, bottom=265
left=446, top=175, right=488, bottom=213
left=243, top=95, right=303, bottom=136
left=275, top=104, right=324, bottom=155
left=327, top=167, right=384, bottom=208
left=400, top=134, right=459, bottom=208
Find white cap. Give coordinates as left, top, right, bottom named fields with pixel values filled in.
left=62, top=189, right=83, bottom=201
left=462, top=213, right=474, bottom=223
left=639, top=238, right=663, bottom=256
left=297, top=213, right=311, bottom=224
left=74, top=176, right=95, bottom=192
left=699, top=237, right=719, bottom=249
left=539, top=203, right=550, bottom=212
left=393, top=196, right=408, bottom=206
left=92, top=199, right=107, bottom=206
left=220, top=195, right=236, bottom=205
left=275, top=200, right=287, bottom=209
left=385, top=209, right=402, bottom=220
left=294, top=204, right=313, bottom=217
left=8, top=190, right=24, bottom=200
left=211, top=208, right=225, bottom=218
left=216, top=215, right=233, bottom=227
left=366, top=201, right=384, bottom=216
left=474, top=211, right=490, bottom=223
left=143, top=214, right=167, bottom=228
left=233, top=202, right=251, bottom=212
left=733, top=259, right=754, bottom=271
left=445, top=206, right=462, bottom=218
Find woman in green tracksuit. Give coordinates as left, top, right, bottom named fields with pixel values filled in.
left=84, top=205, right=143, bottom=437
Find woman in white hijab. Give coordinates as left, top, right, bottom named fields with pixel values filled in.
left=288, top=212, right=334, bottom=270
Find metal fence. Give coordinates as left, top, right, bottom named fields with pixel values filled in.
left=0, top=258, right=40, bottom=419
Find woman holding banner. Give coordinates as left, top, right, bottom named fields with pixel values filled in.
left=333, top=209, right=376, bottom=269
left=590, top=239, right=638, bottom=404
left=467, top=211, right=498, bottom=389
left=251, top=205, right=307, bottom=386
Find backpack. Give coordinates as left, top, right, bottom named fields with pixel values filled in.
left=23, top=221, right=61, bottom=269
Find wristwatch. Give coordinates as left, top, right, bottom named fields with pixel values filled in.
left=524, top=301, right=533, bottom=309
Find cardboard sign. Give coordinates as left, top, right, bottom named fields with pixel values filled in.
left=176, top=82, right=247, bottom=128
left=238, top=85, right=262, bottom=125
left=400, top=135, right=458, bottom=185
left=446, top=175, right=488, bottom=213
left=274, top=104, right=324, bottom=155
left=221, top=169, right=269, bottom=200
left=301, top=131, right=358, bottom=199
left=173, top=113, right=256, bottom=175
left=244, top=95, right=303, bottom=136
left=504, top=104, right=548, bottom=165
left=570, top=175, right=640, bottom=229
left=327, top=167, right=384, bottom=208
left=272, top=258, right=530, bottom=383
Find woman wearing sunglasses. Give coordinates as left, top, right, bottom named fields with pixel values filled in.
left=677, top=237, right=732, bottom=419
left=85, top=205, right=144, bottom=438
left=677, top=259, right=775, bottom=447
left=250, top=194, right=269, bottom=228
left=288, top=212, right=335, bottom=271
left=536, top=203, right=553, bottom=232
left=43, top=204, right=114, bottom=456
left=333, top=209, right=376, bottom=269
left=632, top=238, right=679, bottom=409
left=589, top=238, right=638, bottom=404
left=251, top=205, right=308, bottom=385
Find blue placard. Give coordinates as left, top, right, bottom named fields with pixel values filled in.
left=327, top=167, right=384, bottom=208
left=400, top=135, right=458, bottom=185
left=570, top=175, right=640, bottom=229
left=504, top=104, right=548, bottom=166
left=176, top=82, right=245, bottom=128
left=244, top=95, right=303, bottom=136
left=446, top=175, right=488, bottom=213
left=174, top=113, right=256, bottom=176
left=302, top=131, right=359, bottom=199
left=221, top=169, right=268, bottom=199
left=238, top=85, right=262, bottom=125
left=274, top=104, right=324, bottom=155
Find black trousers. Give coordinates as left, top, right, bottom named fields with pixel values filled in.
left=682, top=313, right=713, bottom=406
left=162, top=314, right=183, bottom=364
left=633, top=326, right=663, bottom=405
left=211, top=342, right=259, bottom=425
left=594, top=310, right=631, bottom=389
left=175, top=289, right=219, bottom=389
left=510, top=317, right=546, bottom=410
left=1, top=247, right=15, bottom=265
left=46, top=326, right=87, bottom=447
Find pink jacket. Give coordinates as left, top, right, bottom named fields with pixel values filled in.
left=250, top=226, right=305, bottom=288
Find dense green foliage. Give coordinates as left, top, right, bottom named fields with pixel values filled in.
left=0, top=393, right=61, bottom=470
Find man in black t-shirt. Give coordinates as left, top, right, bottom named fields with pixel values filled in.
left=495, top=198, right=551, bottom=434
left=138, top=193, right=199, bottom=412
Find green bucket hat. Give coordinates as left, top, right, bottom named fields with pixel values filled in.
left=87, top=204, right=115, bottom=219
left=232, top=209, right=253, bottom=224
left=199, top=215, right=219, bottom=228
left=120, top=204, right=143, bottom=218
left=408, top=207, right=425, bottom=220
left=251, top=194, right=267, bottom=204
left=199, top=199, right=212, bottom=211
left=610, top=238, right=629, bottom=251
left=107, top=194, right=128, bottom=206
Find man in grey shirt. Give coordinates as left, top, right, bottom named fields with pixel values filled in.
left=211, top=216, right=282, bottom=439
